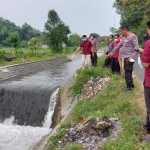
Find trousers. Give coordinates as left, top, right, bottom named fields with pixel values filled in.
left=103, top=57, right=111, bottom=67
left=118, top=58, right=125, bottom=76
left=82, top=54, right=91, bottom=69
left=111, top=57, right=120, bottom=73
left=124, top=58, right=134, bottom=87
left=90, top=52, right=97, bottom=66
left=144, top=85, right=150, bottom=133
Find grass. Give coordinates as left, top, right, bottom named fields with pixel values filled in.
left=44, top=55, right=150, bottom=150
left=0, top=47, right=74, bottom=67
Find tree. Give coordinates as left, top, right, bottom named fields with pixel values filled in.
left=4, top=32, right=20, bottom=49
left=90, top=33, right=100, bottom=39
left=113, top=0, right=150, bottom=44
left=109, top=27, right=120, bottom=34
left=44, top=9, right=71, bottom=53
left=69, top=33, right=81, bottom=47
left=0, top=17, right=43, bottom=46
left=28, top=37, right=42, bottom=54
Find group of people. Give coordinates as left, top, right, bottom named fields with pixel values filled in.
left=73, top=22, right=150, bottom=141
left=74, top=34, right=98, bottom=69
left=103, top=34, right=124, bottom=76
left=103, top=26, right=139, bottom=92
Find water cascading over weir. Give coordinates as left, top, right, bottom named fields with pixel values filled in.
left=0, top=85, right=58, bottom=127
left=0, top=57, right=68, bottom=127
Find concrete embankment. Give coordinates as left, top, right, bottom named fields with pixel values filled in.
left=0, top=56, right=67, bottom=82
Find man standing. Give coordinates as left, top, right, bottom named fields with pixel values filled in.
left=108, top=26, right=139, bottom=92
left=74, top=35, right=94, bottom=69
left=103, top=35, right=114, bottom=68
left=89, top=34, right=98, bottom=66
left=138, top=21, right=150, bottom=141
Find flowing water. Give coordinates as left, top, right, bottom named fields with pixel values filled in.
left=0, top=52, right=103, bottom=150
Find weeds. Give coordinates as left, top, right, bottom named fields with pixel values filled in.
left=45, top=56, right=150, bottom=150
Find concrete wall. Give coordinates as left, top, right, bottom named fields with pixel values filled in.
left=0, top=56, right=67, bottom=82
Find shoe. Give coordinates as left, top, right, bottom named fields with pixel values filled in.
left=140, top=135, right=150, bottom=141
left=131, top=84, right=135, bottom=88
left=123, top=87, right=131, bottom=92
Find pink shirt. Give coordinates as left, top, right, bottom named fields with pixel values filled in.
left=142, top=40, right=150, bottom=87
left=113, top=39, right=120, bottom=58
left=80, top=40, right=92, bottom=55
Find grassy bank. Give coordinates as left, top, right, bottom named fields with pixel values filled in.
left=0, top=47, right=75, bottom=67
left=45, top=55, right=150, bottom=150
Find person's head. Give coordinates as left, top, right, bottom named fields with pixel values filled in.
left=114, top=34, right=120, bottom=42
left=90, top=34, right=95, bottom=40
left=82, top=35, right=87, bottom=42
left=147, top=20, right=150, bottom=36
left=121, top=25, right=130, bottom=36
left=109, top=35, right=114, bottom=41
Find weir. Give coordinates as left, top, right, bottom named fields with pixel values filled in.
left=0, top=57, right=82, bottom=150
left=0, top=51, right=104, bottom=150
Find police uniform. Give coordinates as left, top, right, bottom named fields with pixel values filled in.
left=103, top=40, right=114, bottom=67
left=110, top=33, right=139, bottom=92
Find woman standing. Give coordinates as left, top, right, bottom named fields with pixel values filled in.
left=111, top=34, right=120, bottom=73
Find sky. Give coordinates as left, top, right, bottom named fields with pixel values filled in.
left=0, top=0, right=120, bottom=36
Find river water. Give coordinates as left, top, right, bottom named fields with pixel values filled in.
left=0, top=52, right=103, bottom=150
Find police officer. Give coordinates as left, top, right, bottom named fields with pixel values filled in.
left=89, top=34, right=98, bottom=66
left=102, top=35, right=114, bottom=68
left=108, top=25, right=139, bottom=92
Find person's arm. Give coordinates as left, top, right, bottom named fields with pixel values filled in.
left=74, top=46, right=81, bottom=54
left=95, top=39, right=98, bottom=51
left=131, top=35, right=139, bottom=60
left=90, top=46, right=94, bottom=56
left=141, top=42, right=150, bottom=68
left=107, top=42, right=122, bottom=57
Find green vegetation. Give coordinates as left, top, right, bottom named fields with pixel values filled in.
left=3, top=32, right=20, bottom=50
left=113, top=0, right=150, bottom=44
left=0, top=47, right=74, bottom=67
left=0, top=17, right=43, bottom=47
left=45, top=55, right=150, bottom=150
left=44, top=9, right=71, bottom=53
left=28, top=37, right=42, bottom=54
left=68, top=33, right=81, bottom=47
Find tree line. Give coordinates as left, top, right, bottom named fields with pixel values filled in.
left=113, top=0, right=150, bottom=44
left=0, top=17, right=43, bottom=47
left=0, top=9, right=101, bottom=54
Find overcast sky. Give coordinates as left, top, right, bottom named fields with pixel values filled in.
left=0, top=0, right=120, bottom=36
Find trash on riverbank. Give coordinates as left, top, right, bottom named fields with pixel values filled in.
left=58, top=116, right=122, bottom=150
left=81, top=76, right=111, bottom=100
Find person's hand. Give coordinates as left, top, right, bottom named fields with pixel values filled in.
left=127, top=57, right=131, bottom=62
left=107, top=54, right=112, bottom=58
left=138, top=48, right=144, bottom=54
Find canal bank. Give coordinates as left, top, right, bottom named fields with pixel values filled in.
left=42, top=55, right=148, bottom=150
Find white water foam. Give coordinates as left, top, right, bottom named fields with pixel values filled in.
left=0, top=88, right=59, bottom=150
left=43, top=88, right=59, bottom=128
